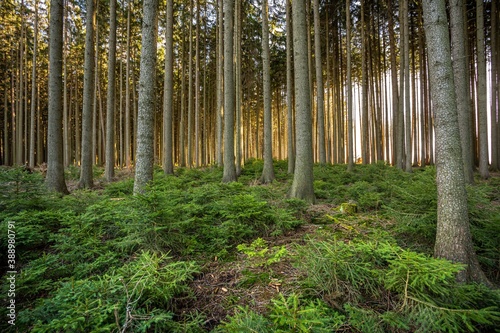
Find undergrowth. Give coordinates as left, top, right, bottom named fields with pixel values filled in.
left=0, top=161, right=498, bottom=332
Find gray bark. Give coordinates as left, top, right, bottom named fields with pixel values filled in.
left=78, top=0, right=96, bottom=189
left=46, top=0, right=68, bottom=194
left=289, top=0, right=315, bottom=203
left=133, top=0, right=158, bottom=194
left=449, top=0, right=473, bottom=183
left=125, top=1, right=132, bottom=168
left=476, top=0, right=489, bottom=179
left=105, top=0, right=117, bottom=181
left=222, top=0, right=236, bottom=182
left=29, top=0, right=38, bottom=169
left=403, top=0, right=412, bottom=172
left=216, top=0, right=223, bottom=166
left=422, top=0, right=489, bottom=285
left=346, top=0, right=354, bottom=171
left=286, top=0, right=295, bottom=174
left=260, top=0, right=275, bottom=183
left=313, top=0, right=325, bottom=164
left=163, top=0, right=174, bottom=174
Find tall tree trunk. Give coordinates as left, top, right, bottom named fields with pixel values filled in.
left=105, top=0, right=117, bottom=181
left=290, top=0, right=315, bottom=203
left=396, top=0, right=405, bottom=169
left=422, top=0, right=489, bottom=285
left=476, top=0, right=489, bottom=179
left=260, top=0, right=275, bottom=183
left=125, top=0, right=132, bottom=168
left=403, top=0, right=412, bottom=172
left=313, top=0, right=325, bottom=164
left=387, top=0, right=399, bottom=166
left=286, top=0, right=295, bottom=174
left=133, top=0, right=158, bottom=194
left=361, top=0, right=369, bottom=164
left=78, top=0, right=96, bottom=189
left=216, top=0, right=224, bottom=167
left=163, top=0, right=174, bottom=174
left=450, top=0, right=473, bottom=183
left=491, top=0, right=498, bottom=170
left=235, top=0, right=242, bottom=175
left=187, top=0, right=193, bottom=167
left=195, top=0, right=201, bottom=167
left=346, top=0, right=354, bottom=171
left=29, top=0, right=38, bottom=169
left=222, top=0, right=236, bottom=182
left=46, top=0, right=68, bottom=194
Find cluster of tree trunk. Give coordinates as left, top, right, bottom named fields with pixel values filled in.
left=0, top=0, right=498, bottom=284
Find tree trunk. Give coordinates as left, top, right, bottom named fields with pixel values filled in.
left=260, top=0, right=275, bottom=183
left=450, top=0, right=473, bottom=183
left=476, top=0, right=489, bottom=179
left=222, top=0, right=236, bottom=182
left=29, top=0, right=38, bottom=169
left=105, top=0, right=117, bottom=181
left=422, top=0, right=489, bottom=285
left=361, top=0, right=369, bottom=165
left=346, top=0, right=354, bottom=171
left=235, top=0, right=242, bottom=175
left=133, top=0, right=158, bottom=194
left=78, top=0, right=96, bottom=189
left=290, top=0, right=315, bottom=203
left=125, top=0, right=132, bottom=169
left=286, top=0, right=295, bottom=174
left=387, top=0, right=399, bottom=166
left=187, top=0, right=193, bottom=167
left=491, top=0, right=498, bottom=170
left=313, top=0, right=325, bottom=164
left=216, top=0, right=224, bottom=166
left=46, top=0, right=68, bottom=194
left=163, top=0, right=174, bottom=174
left=403, top=0, right=412, bottom=172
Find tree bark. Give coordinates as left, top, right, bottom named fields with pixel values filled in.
left=78, top=0, right=96, bottom=189
left=290, top=0, right=315, bottom=203
left=313, top=0, right=325, bottom=164
left=422, top=0, right=489, bottom=285
left=476, top=0, right=489, bottom=179
left=133, top=0, right=158, bottom=194
left=29, top=0, right=38, bottom=169
left=105, top=0, right=117, bottom=181
left=46, top=0, right=68, bottom=194
left=286, top=0, right=295, bottom=174
left=163, top=0, right=174, bottom=174
left=222, top=0, right=236, bottom=182
left=260, top=0, right=275, bottom=183
left=346, top=0, right=354, bottom=171
left=216, top=0, right=224, bottom=167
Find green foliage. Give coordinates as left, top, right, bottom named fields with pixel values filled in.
left=237, top=237, right=288, bottom=267
left=297, top=238, right=500, bottom=332
left=18, top=251, right=199, bottom=333
left=217, top=294, right=345, bottom=333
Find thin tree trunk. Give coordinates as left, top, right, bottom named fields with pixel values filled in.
left=403, top=0, right=412, bottom=172
left=313, top=0, right=325, bottom=164
left=216, top=0, right=224, bottom=167
left=476, top=0, right=489, bottom=179
left=105, top=0, right=117, bottom=181
left=222, top=0, right=236, bottom=182
left=78, top=0, right=96, bottom=189
left=260, top=0, right=275, bottom=183
left=235, top=0, right=242, bottom=175
left=125, top=0, right=131, bottom=168
left=346, top=0, right=354, bottom=171
left=286, top=0, right=295, bottom=173
left=361, top=0, right=369, bottom=164
left=163, top=0, right=174, bottom=174
left=187, top=0, right=193, bottom=167
left=195, top=0, right=201, bottom=167
left=29, top=0, right=38, bottom=169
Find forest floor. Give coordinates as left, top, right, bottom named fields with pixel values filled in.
left=1, top=161, right=499, bottom=332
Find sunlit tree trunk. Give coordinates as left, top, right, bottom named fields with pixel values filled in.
left=163, top=0, right=174, bottom=174
left=361, top=0, right=369, bottom=165
left=78, top=0, right=96, bottom=189
left=222, top=0, right=236, bottom=182
left=387, top=0, right=399, bottom=166
left=290, top=0, right=314, bottom=203
left=125, top=0, right=132, bottom=169
left=422, top=0, right=489, bottom=285
left=105, top=0, right=117, bottom=181
left=403, top=0, right=412, bottom=172
left=235, top=0, right=242, bottom=175
left=260, top=0, right=275, bottom=183
left=187, top=0, right=193, bottom=167
left=195, top=0, right=201, bottom=168
left=216, top=0, right=223, bottom=166
left=133, top=0, right=158, bottom=194
left=46, top=0, right=68, bottom=194
left=476, top=0, right=489, bottom=179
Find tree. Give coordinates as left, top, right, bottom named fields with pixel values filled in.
left=422, top=0, right=489, bottom=284
left=346, top=0, right=354, bottom=171
left=46, top=0, right=69, bottom=194
left=163, top=0, right=174, bottom=174
left=105, top=0, right=117, bottom=181
left=29, top=0, right=38, bottom=170
left=449, top=0, right=473, bottom=184
left=260, top=0, right=275, bottom=184
left=476, top=0, right=489, bottom=179
left=312, top=0, right=325, bottom=164
left=78, top=0, right=96, bottom=189
left=133, top=0, right=158, bottom=194
left=216, top=0, right=223, bottom=167
left=286, top=0, right=294, bottom=174
left=222, top=0, right=236, bottom=183
left=289, top=0, right=314, bottom=203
